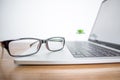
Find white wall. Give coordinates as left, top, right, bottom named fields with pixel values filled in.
left=0, top=0, right=102, bottom=41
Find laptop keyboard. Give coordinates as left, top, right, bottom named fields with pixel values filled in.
left=66, top=42, right=120, bottom=58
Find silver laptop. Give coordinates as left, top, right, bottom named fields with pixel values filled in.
left=14, top=0, right=120, bottom=65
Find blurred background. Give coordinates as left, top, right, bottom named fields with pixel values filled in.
left=0, top=0, right=102, bottom=41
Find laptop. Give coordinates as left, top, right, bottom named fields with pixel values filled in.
left=14, top=0, right=120, bottom=65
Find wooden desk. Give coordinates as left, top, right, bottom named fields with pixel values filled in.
left=0, top=46, right=120, bottom=80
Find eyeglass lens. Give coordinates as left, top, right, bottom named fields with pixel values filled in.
left=9, top=39, right=40, bottom=56
left=47, top=37, right=64, bottom=51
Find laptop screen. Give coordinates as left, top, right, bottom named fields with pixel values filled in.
left=89, top=0, right=120, bottom=50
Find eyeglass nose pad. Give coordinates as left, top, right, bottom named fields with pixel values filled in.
left=46, top=44, right=49, bottom=50
left=37, top=44, right=40, bottom=50
left=37, top=41, right=42, bottom=50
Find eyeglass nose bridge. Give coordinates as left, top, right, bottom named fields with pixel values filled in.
left=41, top=40, right=46, bottom=43
left=40, top=40, right=48, bottom=49
left=40, top=40, right=50, bottom=51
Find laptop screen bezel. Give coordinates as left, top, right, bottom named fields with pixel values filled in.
left=88, top=0, right=120, bottom=50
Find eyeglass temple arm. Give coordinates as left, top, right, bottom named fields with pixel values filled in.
left=30, top=39, right=63, bottom=47
left=30, top=41, right=38, bottom=47
left=0, top=42, right=5, bottom=57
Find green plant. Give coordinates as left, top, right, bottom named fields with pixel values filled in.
left=77, top=29, right=85, bottom=34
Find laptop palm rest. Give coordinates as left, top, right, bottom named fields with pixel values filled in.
left=14, top=44, right=120, bottom=65
left=14, top=45, right=76, bottom=65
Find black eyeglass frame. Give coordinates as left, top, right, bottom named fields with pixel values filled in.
left=0, top=37, right=65, bottom=57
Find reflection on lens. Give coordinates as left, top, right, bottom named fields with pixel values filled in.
left=9, top=39, right=39, bottom=56
left=47, top=37, right=65, bottom=51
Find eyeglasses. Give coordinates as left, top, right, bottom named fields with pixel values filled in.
left=0, top=37, right=65, bottom=57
